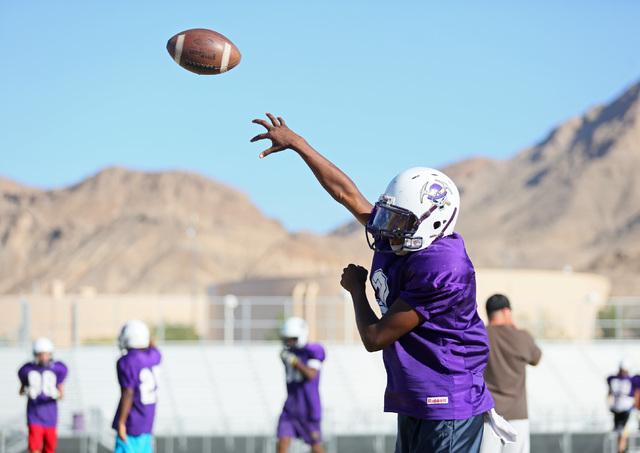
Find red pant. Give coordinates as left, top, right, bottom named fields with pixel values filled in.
left=28, top=424, right=57, bottom=453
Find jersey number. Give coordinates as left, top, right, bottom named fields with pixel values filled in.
left=139, top=366, right=160, bottom=405
left=371, top=269, right=390, bottom=314
left=27, top=370, right=59, bottom=399
left=611, top=378, right=632, bottom=397
left=285, top=363, right=303, bottom=383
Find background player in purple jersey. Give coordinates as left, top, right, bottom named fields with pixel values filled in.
left=607, top=359, right=635, bottom=453
left=277, top=317, right=327, bottom=453
left=112, top=319, right=161, bottom=453
left=252, top=114, right=514, bottom=453
left=18, top=337, right=68, bottom=453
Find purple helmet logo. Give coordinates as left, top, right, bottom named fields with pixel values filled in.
left=420, top=181, right=450, bottom=208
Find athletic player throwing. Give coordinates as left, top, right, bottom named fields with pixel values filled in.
left=252, top=114, right=503, bottom=453
left=112, top=319, right=161, bottom=453
left=18, top=338, right=68, bottom=453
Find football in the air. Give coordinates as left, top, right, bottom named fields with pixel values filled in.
left=166, top=28, right=241, bottom=75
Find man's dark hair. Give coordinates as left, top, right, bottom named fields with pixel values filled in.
left=486, top=294, right=511, bottom=316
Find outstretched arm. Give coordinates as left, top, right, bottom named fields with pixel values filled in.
left=251, top=113, right=373, bottom=226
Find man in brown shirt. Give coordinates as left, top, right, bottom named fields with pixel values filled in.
left=480, top=294, right=542, bottom=453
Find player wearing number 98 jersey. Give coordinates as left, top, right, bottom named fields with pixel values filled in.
left=18, top=337, right=68, bottom=453
left=277, top=317, right=327, bottom=453
left=112, top=320, right=161, bottom=453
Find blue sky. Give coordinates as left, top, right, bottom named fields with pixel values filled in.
left=2, top=1, right=640, bottom=234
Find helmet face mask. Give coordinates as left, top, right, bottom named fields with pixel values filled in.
left=367, top=201, right=420, bottom=252
left=280, top=317, right=308, bottom=349
left=366, top=168, right=460, bottom=254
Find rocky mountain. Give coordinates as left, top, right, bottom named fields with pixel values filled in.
left=0, top=168, right=371, bottom=295
left=2, top=79, right=639, bottom=296
left=448, top=80, right=640, bottom=296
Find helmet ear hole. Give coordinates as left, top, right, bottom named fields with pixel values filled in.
left=433, top=221, right=442, bottom=229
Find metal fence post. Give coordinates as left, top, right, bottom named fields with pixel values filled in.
left=224, top=295, right=239, bottom=345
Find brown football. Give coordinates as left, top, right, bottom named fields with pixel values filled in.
left=166, top=28, right=241, bottom=75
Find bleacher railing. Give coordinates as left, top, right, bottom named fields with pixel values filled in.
left=1, top=295, right=640, bottom=347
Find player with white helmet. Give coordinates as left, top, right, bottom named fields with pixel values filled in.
left=607, top=358, right=636, bottom=453
left=252, top=113, right=501, bottom=453
left=18, top=337, right=68, bottom=453
left=112, top=319, right=161, bottom=453
left=276, top=317, right=326, bottom=453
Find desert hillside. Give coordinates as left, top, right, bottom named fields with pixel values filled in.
left=2, top=80, right=639, bottom=296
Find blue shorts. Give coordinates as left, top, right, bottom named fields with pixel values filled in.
left=114, top=433, right=153, bottom=453
left=277, top=412, right=322, bottom=445
left=395, top=413, right=484, bottom=453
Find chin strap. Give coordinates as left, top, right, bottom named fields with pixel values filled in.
left=436, top=207, right=458, bottom=240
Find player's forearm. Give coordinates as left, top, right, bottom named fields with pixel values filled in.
left=350, top=290, right=383, bottom=352
left=118, top=390, right=134, bottom=424
left=295, top=145, right=372, bottom=225
left=295, top=362, right=319, bottom=381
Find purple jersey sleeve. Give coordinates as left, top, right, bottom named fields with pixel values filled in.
left=56, top=362, right=68, bottom=385
left=306, top=343, right=325, bottom=363
left=117, top=355, right=138, bottom=390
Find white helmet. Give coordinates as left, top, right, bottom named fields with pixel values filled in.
left=620, top=358, right=632, bottom=372
left=118, top=319, right=150, bottom=350
left=366, top=167, right=460, bottom=254
left=280, top=317, right=308, bottom=349
left=33, top=337, right=54, bottom=356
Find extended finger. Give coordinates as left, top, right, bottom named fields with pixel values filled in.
left=252, top=118, right=271, bottom=129
left=259, top=148, right=273, bottom=159
left=266, top=112, right=278, bottom=126
left=277, top=116, right=286, bottom=126
left=259, top=146, right=283, bottom=159
left=250, top=133, right=268, bottom=143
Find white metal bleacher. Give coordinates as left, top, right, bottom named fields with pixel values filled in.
left=1, top=340, right=639, bottom=438
left=527, top=341, right=638, bottom=432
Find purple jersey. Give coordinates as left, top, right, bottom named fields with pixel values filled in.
left=18, top=360, right=68, bottom=427
left=281, top=343, right=325, bottom=421
left=608, top=374, right=635, bottom=412
left=370, top=233, right=494, bottom=420
left=112, top=347, right=161, bottom=436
